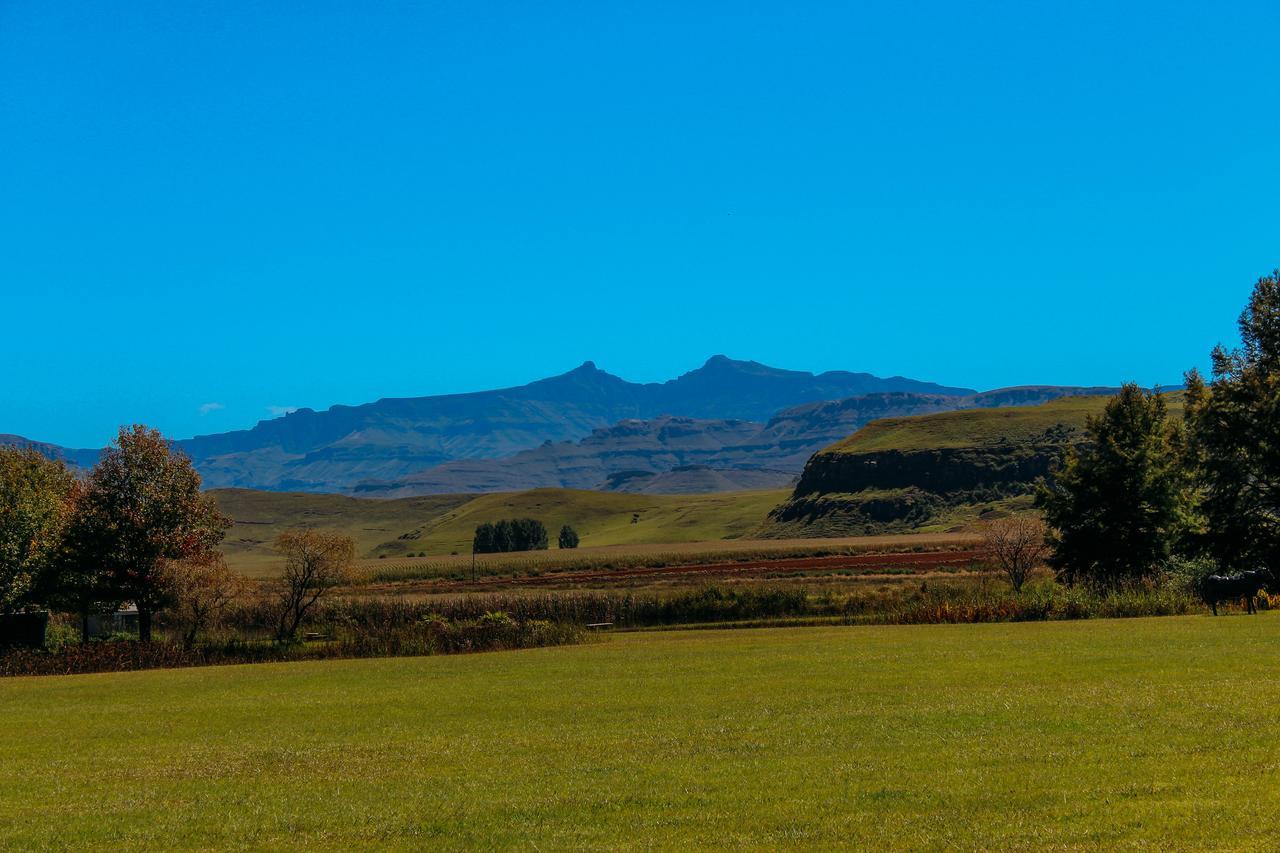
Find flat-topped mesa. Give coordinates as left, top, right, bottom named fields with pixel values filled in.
left=792, top=396, right=1109, bottom=497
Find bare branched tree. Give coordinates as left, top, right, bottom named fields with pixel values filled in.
left=164, top=556, right=245, bottom=648
left=272, top=529, right=354, bottom=642
left=980, top=516, right=1049, bottom=592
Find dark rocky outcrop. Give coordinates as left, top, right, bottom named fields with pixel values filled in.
left=792, top=438, right=1075, bottom=497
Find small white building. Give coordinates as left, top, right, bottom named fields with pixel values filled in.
left=86, top=604, right=139, bottom=638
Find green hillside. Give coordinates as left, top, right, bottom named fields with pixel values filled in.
left=213, top=487, right=789, bottom=575
left=213, top=489, right=475, bottom=574
left=406, top=488, right=787, bottom=554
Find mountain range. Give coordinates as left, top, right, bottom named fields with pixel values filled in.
left=3, top=357, right=1124, bottom=495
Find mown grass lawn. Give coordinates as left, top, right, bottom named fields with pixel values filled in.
left=3, top=616, right=1280, bottom=848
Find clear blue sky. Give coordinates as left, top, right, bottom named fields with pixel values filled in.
left=3, top=1, right=1277, bottom=448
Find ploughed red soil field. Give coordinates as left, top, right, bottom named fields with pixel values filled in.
left=365, top=548, right=988, bottom=594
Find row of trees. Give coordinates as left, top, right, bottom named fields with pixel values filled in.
left=0, top=426, right=357, bottom=645
left=0, top=426, right=230, bottom=641
left=1038, top=270, right=1280, bottom=586
left=472, top=518, right=548, bottom=553
left=471, top=519, right=581, bottom=553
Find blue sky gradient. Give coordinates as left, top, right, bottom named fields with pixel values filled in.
left=2, top=1, right=1277, bottom=447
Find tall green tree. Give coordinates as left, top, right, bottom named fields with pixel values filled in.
left=1185, top=270, right=1280, bottom=571
left=558, top=524, right=580, bottom=550
left=1037, top=384, right=1190, bottom=586
left=71, top=426, right=231, bottom=641
left=0, top=447, right=75, bottom=612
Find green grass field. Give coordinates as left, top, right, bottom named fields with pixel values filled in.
left=5, top=615, right=1280, bottom=848
left=214, top=487, right=790, bottom=575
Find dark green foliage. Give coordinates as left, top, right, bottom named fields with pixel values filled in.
left=1037, top=384, right=1190, bottom=586
left=1184, top=271, right=1280, bottom=572
left=558, top=524, right=580, bottom=549
left=0, top=615, right=587, bottom=677
left=473, top=518, right=549, bottom=554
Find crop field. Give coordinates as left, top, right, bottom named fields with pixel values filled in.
left=5, top=615, right=1280, bottom=848
left=352, top=530, right=979, bottom=587
left=214, top=487, right=790, bottom=575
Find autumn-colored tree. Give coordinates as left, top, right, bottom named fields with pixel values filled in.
left=273, top=529, right=354, bottom=642
left=37, top=479, right=118, bottom=641
left=0, top=446, right=76, bottom=612
left=71, top=426, right=231, bottom=641
left=164, top=556, right=245, bottom=648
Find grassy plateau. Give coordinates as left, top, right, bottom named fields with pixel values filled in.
left=823, top=395, right=1114, bottom=455
left=821, top=392, right=1186, bottom=457
left=4, top=615, right=1280, bottom=848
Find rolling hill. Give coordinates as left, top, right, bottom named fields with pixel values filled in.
left=212, top=486, right=789, bottom=573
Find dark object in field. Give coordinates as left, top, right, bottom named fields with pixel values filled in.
left=0, top=611, right=48, bottom=648
left=1201, top=569, right=1274, bottom=616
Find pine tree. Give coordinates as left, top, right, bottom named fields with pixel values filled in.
left=1037, top=384, right=1190, bottom=586
left=1185, top=270, right=1280, bottom=571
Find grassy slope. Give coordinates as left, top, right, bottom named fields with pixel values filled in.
left=411, top=488, right=788, bottom=553
left=213, top=489, right=475, bottom=574
left=823, top=395, right=1111, bottom=455
left=4, top=617, right=1280, bottom=848
left=213, top=487, right=789, bottom=575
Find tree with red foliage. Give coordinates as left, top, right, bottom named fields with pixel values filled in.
left=70, top=425, right=230, bottom=641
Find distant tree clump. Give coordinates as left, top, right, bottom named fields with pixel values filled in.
left=473, top=518, right=549, bottom=554
left=558, top=524, right=580, bottom=550
left=1183, top=270, right=1280, bottom=572
left=1037, top=384, right=1191, bottom=587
